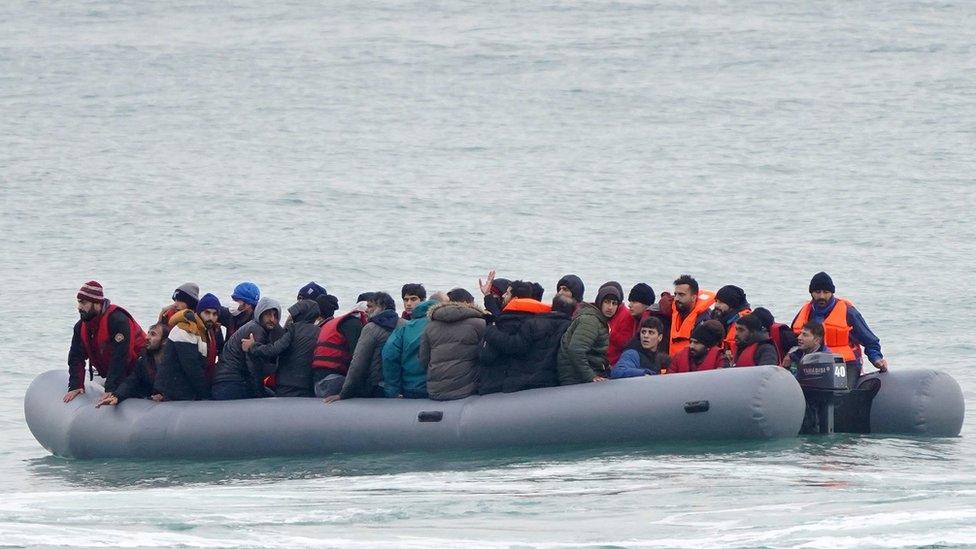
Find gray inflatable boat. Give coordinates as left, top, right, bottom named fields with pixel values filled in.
left=24, top=366, right=963, bottom=460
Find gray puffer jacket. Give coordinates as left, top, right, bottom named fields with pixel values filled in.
left=420, top=302, right=486, bottom=400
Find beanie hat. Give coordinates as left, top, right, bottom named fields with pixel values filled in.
left=715, top=285, right=746, bottom=310
left=691, top=319, right=724, bottom=348
left=298, top=281, right=327, bottom=300
left=196, top=292, right=221, bottom=313
left=77, top=280, right=105, bottom=304
left=556, top=274, right=585, bottom=302
left=356, top=292, right=376, bottom=303
left=628, top=283, right=655, bottom=306
left=605, top=281, right=624, bottom=299
left=751, top=307, right=774, bottom=331
left=735, top=313, right=763, bottom=334
left=172, top=282, right=200, bottom=309
left=315, top=294, right=339, bottom=319
left=490, top=278, right=511, bottom=297
left=595, top=283, right=623, bottom=306
left=231, top=282, right=260, bottom=307
left=809, top=272, right=835, bottom=293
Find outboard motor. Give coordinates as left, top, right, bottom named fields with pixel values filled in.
left=796, top=352, right=850, bottom=434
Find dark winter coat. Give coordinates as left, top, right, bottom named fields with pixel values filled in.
left=557, top=303, right=609, bottom=385
left=340, top=309, right=404, bottom=399
left=420, top=302, right=486, bottom=400
left=478, top=310, right=535, bottom=394
left=247, top=300, right=320, bottom=397
left=481, top=310, right=570, bottom=393
left=114, top=348, right=163, bottom=401
left=154, top=326, right=210, bottom=401
left=610, top=337, right=670, bottom=378
left=212, top=297, right=283, bottom=398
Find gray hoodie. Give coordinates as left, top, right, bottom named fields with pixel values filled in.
left=212, top=297, right=283, bottom=398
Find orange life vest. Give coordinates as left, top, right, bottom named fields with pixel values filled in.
left=669, top=290, right=716, bottom=357
left=503, top=298, right=552, bottom=314
left=311, top=310, right=368, bottom=374
left=792, top=298, right=857, bottom=362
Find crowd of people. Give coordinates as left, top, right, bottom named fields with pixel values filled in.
left=61, top=271, right=889, bottom=408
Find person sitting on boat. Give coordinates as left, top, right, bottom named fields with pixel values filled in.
left=667, top=274, right=715, bottom=358
left=603, top=281, right=635, bottom=366
left=711, top=285, right=751, bottom=354
left=95, top=322, right=168, bottom=407
left=311, top=300, right=369, bottom=398
left=557, top=283, right=618, bottom=384
left=420, top=294, right=487, bottom=400
left=328, top=292, right=405, bottom=402
left=212, top=297, right=283, bottom=400
left=782, top=321, right=829, bottom=372
left=242, top=299, right=322, bottom=397
left=751, top=307, right=797, bottom=365
left=610, top=316, right=670, bottom=378
left=555, top=274, right=585, bottom=306
left=315, top=294, right=339, bottom=323
left=791, top=272, right=888, bottom=374
left=296, top=281, right=327, bottom=302
left=219, top=282, right=260, bottom=340
left=668, top=320, right=727, bottom=373
left=382, top=294, right=446, bottom=398
left=624, top=282, right=655, bottom=335
left=157, top=282, right=199, bottom=325
left=400, top=283, right=427, bottom=320
left=477, top=270, right=511, bottom=321
left=64, top=281, right=147, bottom=403
left=153, top=307, right=214, bottom=401
left=479, top=281, right=552, bottom=394
left=730, top=314, right=780, bottom=367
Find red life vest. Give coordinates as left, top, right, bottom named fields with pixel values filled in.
left=769, top=322, right=787, bottom=363
left=669, top=290, right=716, bottom=357
left=311, top=310, right=368, bottom=374
left=607, top=304, right=636, bottom=366
left=669, top=346, right=724, bottom=373
left=204, top=326, right=219, bottom=381
left=734, top=342, right=763, bottom=367
left=792, top=299, right=857, bottom=362
left=79, top=304, right=147, bottom=380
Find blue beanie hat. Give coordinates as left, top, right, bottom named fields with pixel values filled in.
left=231, top=282, right=260, bottom=307
left=298, top=281, right=327, bottom=300
left=196, top=293, right=221, bottom=313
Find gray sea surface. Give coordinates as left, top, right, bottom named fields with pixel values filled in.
left=1, top=0, right=974, bottom=546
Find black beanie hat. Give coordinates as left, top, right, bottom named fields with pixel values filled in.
left=173, top=289, right=199, bottom=310
left=556, top=275, right=585, bottom=302
left=628, top=283, right=655, bottom=306
left=735, top=313, right=763, bottom=334
left=691, top=320, right=723, bottom=348
left=491, top=278, right=511, bottom=297
left=751, top=307, right=774, bottom=331
left=315, top=294, right=339, bottom=319
left=809, top=272, right=835, bottom=293
left=715, top=285, right=746, bottom=310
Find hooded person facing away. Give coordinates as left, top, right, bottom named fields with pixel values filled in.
left=329, top=292, right=405, bottom=401
left=420, top=298, right=486, bottom=400
left=241, top=299, right=321, bottom=397
left=212, top=297, right=283, bottom=400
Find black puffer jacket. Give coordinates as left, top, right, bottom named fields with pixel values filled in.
left=482, top=311, right=570, bottom=393
left=420, top=302, right=486, bottom=400
left=478, top=310, right=535, bottom=394
left=154, top=326, right=210, bottom=401
left=212, top=298, right=283, bottom=398
left=248, top=300, right=320, bottom=397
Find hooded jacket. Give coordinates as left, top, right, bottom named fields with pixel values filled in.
left=557, top=302, right=610, bottom=385
left=382, top=299, right=437, bottom=398
left=481, top=310, right=570, bottom=393
left=420, top=302, right=486, bottom=400
left=339, top=309, right=405, bottom=399
left=212, top=297, right=282, bottom=398
left=247, top=300, right=320, bottom=397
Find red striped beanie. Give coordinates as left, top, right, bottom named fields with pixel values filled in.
left=77, top=280, right=105, bottom=304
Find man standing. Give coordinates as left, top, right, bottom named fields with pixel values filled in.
left=64, top=281, right=147, bottom=402
left=791, top=272, right=888, bottom=373
left=667, top=275, right=715, bottom=357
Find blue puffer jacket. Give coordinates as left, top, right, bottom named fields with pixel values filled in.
left=381, top=299, right=437, bottom=398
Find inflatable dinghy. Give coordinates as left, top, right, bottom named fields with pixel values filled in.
left=24, top=366, right=963, bottom=460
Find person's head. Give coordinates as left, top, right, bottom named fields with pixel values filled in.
left=365, top=291, right=395, bottom=316
left=552, top=294, right=577, bottom=316
left=751, top=307, right=774, bottom=333
left=627, top=283, right=655, bottom=317
left=531, top=282, right=545, bottom=301
left=689, top=320, right=724, bottom=359
left=505, top=280, right=535, bottom=305
left=297, top=281, right=327, bottom=301
left=809, top=272, right=835, bottom=307
left=596, top=283, right=622, bottom=319
left=76, top=280, right=105, bottom=320
left=315, top=294, right=339, bottom=320
left=401, top=283, right=426, bottom=315
left=734, top=314, right=764, bottom=348
left=231, top=282, right=260, bottom=315
left=447, top=288, right=475, bottom=304
left=195, top=293, right=221, bottom=329
left=556, top=274, right=585, bottom=303
left=638, top=316, right=664, bottom=351
left=145, top=323, right=169, bottom=352
left=490, top=278, right=511, bottom=298
left=798, top=320, right=825, bottom=352
left=713, top=285, right=746, bottom=315
left=259, top=308, right=280, bottom=331
left=171, top=282, right=200, bottom=311
left=673, top=274, right=700, bottom=314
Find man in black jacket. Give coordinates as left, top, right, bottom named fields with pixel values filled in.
left=154, top=310, right=212, bottom=401
left=241, top=300, right=321, bottom=397
left=212, top=297, right=283, bottom=400
left=96, top=323, right=168, bottom=407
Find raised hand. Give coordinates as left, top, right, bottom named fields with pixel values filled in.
left=478, top=270, right=496, bottom=296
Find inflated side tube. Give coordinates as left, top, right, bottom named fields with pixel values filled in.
left=861, top=369, right=965, bottom=437
left=26, top=367, right=804, bottom=459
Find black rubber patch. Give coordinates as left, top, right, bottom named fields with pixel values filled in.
left=684, top=400, right=710, bottom=414
left=418, top=411, right=443, bottom=422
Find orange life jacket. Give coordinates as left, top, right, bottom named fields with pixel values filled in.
left=503, top=298, right=552, bottom=314
left=311, top=310, right=368, bottom=374
left=669, top=290, right=716, bottom=357
left=79, top=304, right=147, bottom=380
left=792, top=299, right=857, bottom=362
